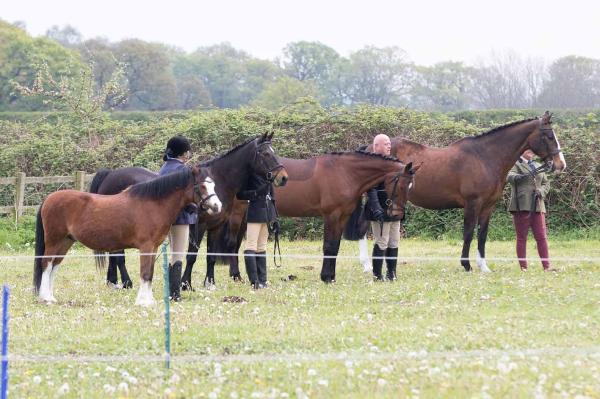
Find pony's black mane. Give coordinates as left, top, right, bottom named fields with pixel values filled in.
left=199, top=136, right=260, bottom=167
left=327, top=150, right=402, bottom=163
left=128, top=168, right=192, bottom=199
left=471, top=117, right=538, bottom=139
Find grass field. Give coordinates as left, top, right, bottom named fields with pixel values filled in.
left=0, top=238, right=599, bottom=398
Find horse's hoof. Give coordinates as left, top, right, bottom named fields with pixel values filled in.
left=122, top=280, right=133, bottom=289
left=181, top=282, right=195, bottom=292
left=321, top=276, right=335, bottom=284
left=107, top=282, right=122, bottom=290
left=231, top=274, right=243, bottom=282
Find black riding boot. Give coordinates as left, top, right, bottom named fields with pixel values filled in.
left=169, top=261, right=182, bottom=302
left=385, top=247, right=398, bottom=281
left=244, top=250, right=259, bottom=289
left=256, top=251, right=268, bottom=288
left=372, top=244, right=385, bottom=281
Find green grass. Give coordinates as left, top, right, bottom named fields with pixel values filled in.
left=0, top=238, right=599, bottom=398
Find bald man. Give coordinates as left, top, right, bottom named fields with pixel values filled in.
left=364, top=134, right=400, bottom=281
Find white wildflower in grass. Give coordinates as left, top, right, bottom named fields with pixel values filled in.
left=307, top=368, right=317, bottom=376
left=345, top=361, right=353, bottom=368
left=33, top=375, right=42, bottom=384
left=118, top=382, right=129, bottom=393
left=317, top=379, right=328, bottom=387
left=377, top=378, right=386, bottom=387
left=77, top=371, right=85, bottom=379
left=230, top=391, right=239, bottom=399
left=103, top=384, right=116, bottom=394
left=57, top=382, right=69, bottom=395
left=169, top=373, right=180, bottom=384
left=127, top=375, right=138, bottom=384
left=250, top=391, right=263, bottom=398
left=105, top=366, right=117, bottom=373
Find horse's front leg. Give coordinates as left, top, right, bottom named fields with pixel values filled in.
left=476, top=206, right=494, bottom=273
left=117, top=250, right=133, bottom=288
left=461, top=203, right=479, bottom=272
left=106, top=253, right=119, bottom=287
left=182, top=223, right=203, bottom=291
left=135, top=247, right=157, bottom=306
left=320, top=216, right=344, bottom=283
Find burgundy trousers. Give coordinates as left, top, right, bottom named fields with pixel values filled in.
left=511, top=211, right=551, bottom=270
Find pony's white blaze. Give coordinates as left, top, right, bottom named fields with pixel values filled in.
left=39, top=263, right=56, bottom=303
left=203, top=178, right=222, bottom=214
left=477, top=250, right=492, bottom=273
left=135, top=280, right=155, bottom=306
left=359, top=236, right=371, bottom=273
left=554, top=136, right=567, bottom=172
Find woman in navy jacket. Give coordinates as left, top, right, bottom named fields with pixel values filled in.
left=159, top=135, right=197, bottom=301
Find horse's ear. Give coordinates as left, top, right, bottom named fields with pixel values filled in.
left=268, top=131, right=275, bottom=141
left=408, top=162, right=422, bottom=174
left=542, top=110, right=553, bottom=124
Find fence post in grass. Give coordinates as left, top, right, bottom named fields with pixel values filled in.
left=74, top=171, right=86, bottom=191
left=14, top=172, right=26, bottom=225
left=1, top=285, right=10, bottom=399
left=162, top=243, right=171, bottom=369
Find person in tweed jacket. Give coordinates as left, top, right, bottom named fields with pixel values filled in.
left=506, top=149, right=555, bottom=271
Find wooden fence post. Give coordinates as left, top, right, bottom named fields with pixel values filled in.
left=74, top=171, right=85, bottom=191
left=14, top=172, right=26, bottom=224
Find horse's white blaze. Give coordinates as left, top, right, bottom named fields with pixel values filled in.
left=39, top=262, right=56, bottom=303
left=203, top=178, right=222, bottom=214
left=359, top=236, right=371, bottom=272
left=554, top=137, right=567, bottom=171
left=477, top=251, right=492, bottom=273
left=135, top=280, right=155, bottom=306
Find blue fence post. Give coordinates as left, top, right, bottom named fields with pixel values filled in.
left=1, top=285, right=10, bottom=399
left=161, top=243, right=171, bottom=369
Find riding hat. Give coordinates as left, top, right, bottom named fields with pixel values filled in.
left=164, top=135, right=191, bottom=160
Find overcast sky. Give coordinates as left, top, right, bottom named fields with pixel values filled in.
left=3, top=0, right=599, bottom=65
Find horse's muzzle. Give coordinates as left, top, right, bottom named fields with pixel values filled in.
left=271, top=168, right=289, bottom=187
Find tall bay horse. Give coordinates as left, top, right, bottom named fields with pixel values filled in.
left=207, top=151, right=418, bottom=284
left=34, top=166, right=221, bottom=306
left=88, top=133, right=288, bottom=290
left=349, top=111, right=566, bottom=272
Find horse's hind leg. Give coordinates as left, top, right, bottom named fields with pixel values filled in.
left=476, top=206, right=494, bottom=273
left=106, top=252, right=119, bottom=287
left=182, top=224, right=203, bottom=291
left=40, top=239, right=74, bottom=303
left=461, top=203, right=479, bottom=272
left=117, top=251, right=133, bottom=289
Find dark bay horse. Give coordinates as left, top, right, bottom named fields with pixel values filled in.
left=34, top=166, right=221, bottom=306
left=350, top=111, right=566, bottom=272
left=208, top=151, right=418, bottom=284
left=89, top=133, right=288, bottom=289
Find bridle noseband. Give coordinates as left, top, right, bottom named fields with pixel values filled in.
left=384, top=172, right=413, bottom=217
left=194, top=180, right=217, bottom=211
left=255, top=141, right=284, bottom=182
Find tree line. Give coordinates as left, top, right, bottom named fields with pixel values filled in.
left=2, top=20, right=600, bottom=112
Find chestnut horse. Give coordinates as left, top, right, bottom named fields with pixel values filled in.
left=34, top=166, right=221, bottom=306
left=349, top=111, right=566, bottom=272
left=88, top=133, right=288, bottom=290
left=205, top=151, right=418, bottom=284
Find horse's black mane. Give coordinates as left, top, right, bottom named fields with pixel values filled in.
left=471, top=117, right=538, bottom=139
left=199, top=136, right=261, bottom=167
left=128, top=168, right=192, bottom=199
left=327, top=150, right=402, bottom=163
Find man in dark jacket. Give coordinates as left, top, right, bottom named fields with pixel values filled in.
left=365, top=134, right=401, bottom=281
left=237, top=174, right=277, bottom=288
left=507, top=149, right=555, bottom=271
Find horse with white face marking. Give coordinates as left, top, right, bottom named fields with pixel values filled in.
left=34, top=166, right=221, bottom=306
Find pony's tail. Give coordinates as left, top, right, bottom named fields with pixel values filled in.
left=34, top=203, right=45, bottom=294
left=88, top=169, right=111, bottom=194
left=89, top=169, right=111, bottom=270
left=343, top=199, right=370, bottom=240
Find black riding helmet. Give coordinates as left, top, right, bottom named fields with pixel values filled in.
left=163, top=135, right=191, bottom=161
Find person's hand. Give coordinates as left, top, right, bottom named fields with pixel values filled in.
left=515, top=174, right=528, bottom=183
left=372, top=209, right=385, bottom=222
left=184, top=203, right=198, bottom=213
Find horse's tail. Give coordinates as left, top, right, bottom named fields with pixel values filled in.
left=34, top=202, right=45, bottom=294
left=88, top=169, right=111, bottom=269
left=88, top=169, right=111, bottom=194
left=343, top=199, right=370, bottom=240
left=209, top=218, right=245, bottom=265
